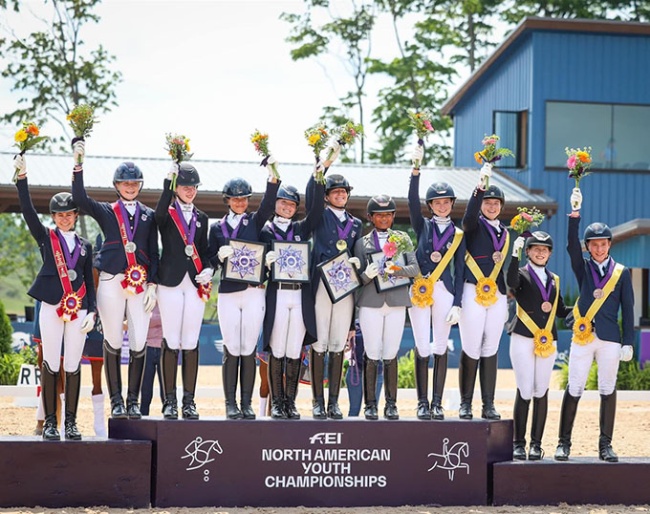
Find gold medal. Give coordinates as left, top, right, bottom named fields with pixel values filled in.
left=541, top=301, right=552, bottom=313
left=336, top=239, right=347, bottom=251
left=492, top=251, right=503, bottom=263
left=430, top=251, right=442, bottom=263
left=593, top=288, right=604, bottom=299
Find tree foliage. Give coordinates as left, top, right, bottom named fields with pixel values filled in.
left=0, top=299, right=13, bottom=356
left=0, top=0, right=122, bottom=150
left=0, top=214, right=42, bottom=294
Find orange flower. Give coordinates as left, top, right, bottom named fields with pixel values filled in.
left=576, top=151, right=591, bottom=163
left=26, top=124, right=39, bottom=136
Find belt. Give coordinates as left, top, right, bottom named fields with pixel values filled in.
left=248, top=284, right=266, bottom=289
left=278, top=282, right=301, bottom=290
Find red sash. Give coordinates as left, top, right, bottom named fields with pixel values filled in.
left=113, top=202, right=147, bottom=294
left=169, top=206, right=211, bottom=302
left=49, top=230, right=86, bottom=321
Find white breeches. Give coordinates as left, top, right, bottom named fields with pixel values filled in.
left=567, top=336, right=620, bottom=396
left=39, top=301, right=86, bottom=373
left=312, top=282, right=354, bottom=353
left=408, top=280, right=454, bottom=357
left=158, top=273, right=206, bottom=351
left=358, top=304, right=405, bottom=360
left=510, top=333, right=557, bottom=400
left=269, top=289, right=306, bottom=359
left=217, top=287, right=266, bottom=356
left=458, top=282, right=507, bottom=359
left=97, top=272, right=151, bottom=352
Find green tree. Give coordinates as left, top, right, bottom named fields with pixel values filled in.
left=0, top=299, right=13, bottom=355
left=0, top=214, right=42, bottom=294
left=0, top=0, right=122, bottom=149
left=498, top=0, right=643, bottom=23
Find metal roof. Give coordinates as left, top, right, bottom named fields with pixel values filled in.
left=0, top=152, right=557, bottom=222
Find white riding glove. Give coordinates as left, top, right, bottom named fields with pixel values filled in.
left=313, top=160, right=325, bottom=178
left=570, top=188, right=583, bottom=211
left=479, top=162, right=493, bottom=189
left=364, top=262, right=379, bottom=279
left=265, top=250, right=277, bottom=269
left=14, top=154, right=27, bottom=177
left=323, top=138, right=341, bottom=164
left=266, top=154, right=279, bottom=179
left=143, top=284, right=157, bottom=314
left=445, top=306, right=461, bottom=325
left=218, top=245, right=234, bottom=262
left=80, top=312, right=96, bottom=334
left=195, top=268, right=214, bottom=285
left=411, top=144, right=424, bottom=169
left=167, top=162, right=179, bottom=181
left=73, top=140, right=85, bottom=165
left=347, top=256, right=361, bottom=269
left=620, top=345, right=633, bottom=362
left=512, top=236, right=526, bottom=258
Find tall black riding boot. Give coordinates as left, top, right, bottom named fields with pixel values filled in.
left=161, top=339, right=179, bottom=419
left=284, top=357, right=302, bottom=420
left=41, top=362, right=60, bottom=441
left=599, top=391, right=618, bottom=462
left=310, top=348, right=327, bottom=419
left=512, top=389, right=530, bottom=460
left=64, top=366, right=82, bottom=440
left=327, top=351, right=344, bottom=419
left=529, top=392, right=548, bottom=460
left=239, top=351, right=256, bottom=419
left=480, top=354, right=501, bottom=420
left=383, top=358, right=399, bottom=420
left=363, top=356, right=379, bottom=420
left=222, top=347, right=242, bottom=419
left=431, top=352, right=448, bottom=420
left=182, top=347, right=200, bottom=420
left=415, top=351, right=431, bottom=420
left=554, top=388, right=580, bottom=461
left=268, top=354, right=286, bottom=419
left=103, top=340, right=127, bottom=419
left=126, top=348, right=146, bottom=419
left=458, top=351, right=479, bottom=420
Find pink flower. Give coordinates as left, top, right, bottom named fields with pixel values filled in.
left=482, top=137, right=497, bottom=145
left=521, top=212, right=533, bottom=222
left=383, top=241, right=397, bottom=258
left=423, top=120, right=433, bottom=131
left=567, top=155, right=577, bottom=169
left=349, top=129, right=356, bottom=137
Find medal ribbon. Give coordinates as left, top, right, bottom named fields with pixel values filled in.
left=431, top=221, right=455, bottom=253
left=465, top=231, right=510, bottom=282
left=220, top=213, right=247, bottom=240
left=55, top=229, right=81, bottom=270
left=269, top=221, right=294, bottom=241
left=573, top=263, right=625, bottom=326
left=589, top=259, right=615, bottom=291
left=49, top=230, right=86, bottom=320
left=429, top=228, right=464, bottom=283
left=479, top=217, right=508, bottom=252
left=173, top=200, right=197, bottom=246
left=516, top=274, right=560, bottom=335
left=113, top=202, right=139, bottom=267
left=115, top=200, right=140, bottom=244
left=527, top=264, right=553, bottom=304
left=372, top=229, right=390, bottom=251
left=329, top=209, right=354, bottom=242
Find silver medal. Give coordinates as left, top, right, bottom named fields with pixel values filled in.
left=67, top=269, right=77, bottom=281
left=125, top=241, right=137, bottom=253
left=185, top=245, right=194, bottom=257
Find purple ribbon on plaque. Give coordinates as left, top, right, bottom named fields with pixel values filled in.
left=431, top=222, right=455, bottom=253
left=270, top=222, right=294, bottom=242
left=174, top=201, right=197, bottom=246
left=479, top=217, right=507, bottom=252
left=220, top=213, right=247, bottom=240
left=118, top=200, right=140, bottom=242
left=56, top=229, right=82, bottom=269
left=589, top=259, right=615, bottom=290
left=527, top=265, right=553, bottom=304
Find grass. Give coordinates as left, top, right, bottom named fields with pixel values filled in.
left=0, top=275, right=33, bottom=317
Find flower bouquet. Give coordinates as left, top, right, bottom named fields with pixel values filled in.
left=381, top=231, right=414, bottom=279
left=565, top=146, right=592, bottom=188
left=474, top=134, right=514, bottom=188
left=510, top=206, right=545, bottom=259
left=68, top=104, right=98, bottom=164
left=304, top=123, right=329, bottom=184
left=250, top=129, right=279, bottom=180
left=164, top=133, right=193, bottom=190
left=13, top=122, right=48, bottom=183
left=327, top=120, right=363, bottom=161
left=408, top=110, right=435, bottom=145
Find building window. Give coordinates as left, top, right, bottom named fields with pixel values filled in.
left=493, top=110, right=527, bottom=169
left=545, top=101, right=650, bottom=171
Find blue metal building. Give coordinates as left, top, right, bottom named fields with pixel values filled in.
left=442, top=17, right=650, bottom=326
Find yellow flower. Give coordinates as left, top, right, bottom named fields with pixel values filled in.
left=14, top=129, right=28, bottom=143
left=411, top=275, right=434, bottom=308
left=308, top=133, right=321, bottom=146
left=475, top=277, right=498, bottom=307
left=533, top=329, right=555, bottom=357
left=510, top=214, right=521, bottom=227
left=576, top=151, right=591, bottom=164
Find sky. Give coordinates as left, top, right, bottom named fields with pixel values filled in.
left=1, top=0, right=440, bottom=165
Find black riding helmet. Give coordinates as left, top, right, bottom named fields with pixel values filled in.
left=176, top=163, right=201, bottom=187
left=223, top=177, right=253, bottom=203
left=49, top=192, right=77, bottom=214
left=525, top=231, right=553, bottom=251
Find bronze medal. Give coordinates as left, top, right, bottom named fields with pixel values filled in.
left=430, top=251, right=442, bottom=263
left=125, top=241, right=137, bottom=253
left=67, top=269, right=77, bottom=282
left=541, top=301, right=552, bottom=313
left=336, top=239, right=347, bottom=251
left=593, top=288, right=604, bottom=299
left=185, top=245, right=194, bottom=257
left=492, top=251, right=503, bottom=263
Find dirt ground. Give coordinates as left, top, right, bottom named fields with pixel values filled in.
left=1, top=367, right=649, bottom=514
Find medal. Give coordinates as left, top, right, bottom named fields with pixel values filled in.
left=430, top=251, right=442, bottom=263
left=67, top=269, right=77, bottom=282
left=593, top=288, right=604, bottom=299
left=492, top=251, right=503, bottom=263
left=541, top=301, right=552, bottom=313
left=185, top=245, right=194, bottom=257
left=336, top=239, right=347, bottom=251
left=125, top=241, right=137, bottom=253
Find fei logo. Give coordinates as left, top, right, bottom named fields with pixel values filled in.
left=309, top=432, right=342, bottom=445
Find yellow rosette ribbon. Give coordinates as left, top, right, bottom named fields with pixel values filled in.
left=572, top=315, right=595, bottom=345
left=475, top=277, right=498, bottom=307
left=411, top=275, right=434, bottom=308
left=533, top=328, right=555, bottom=357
